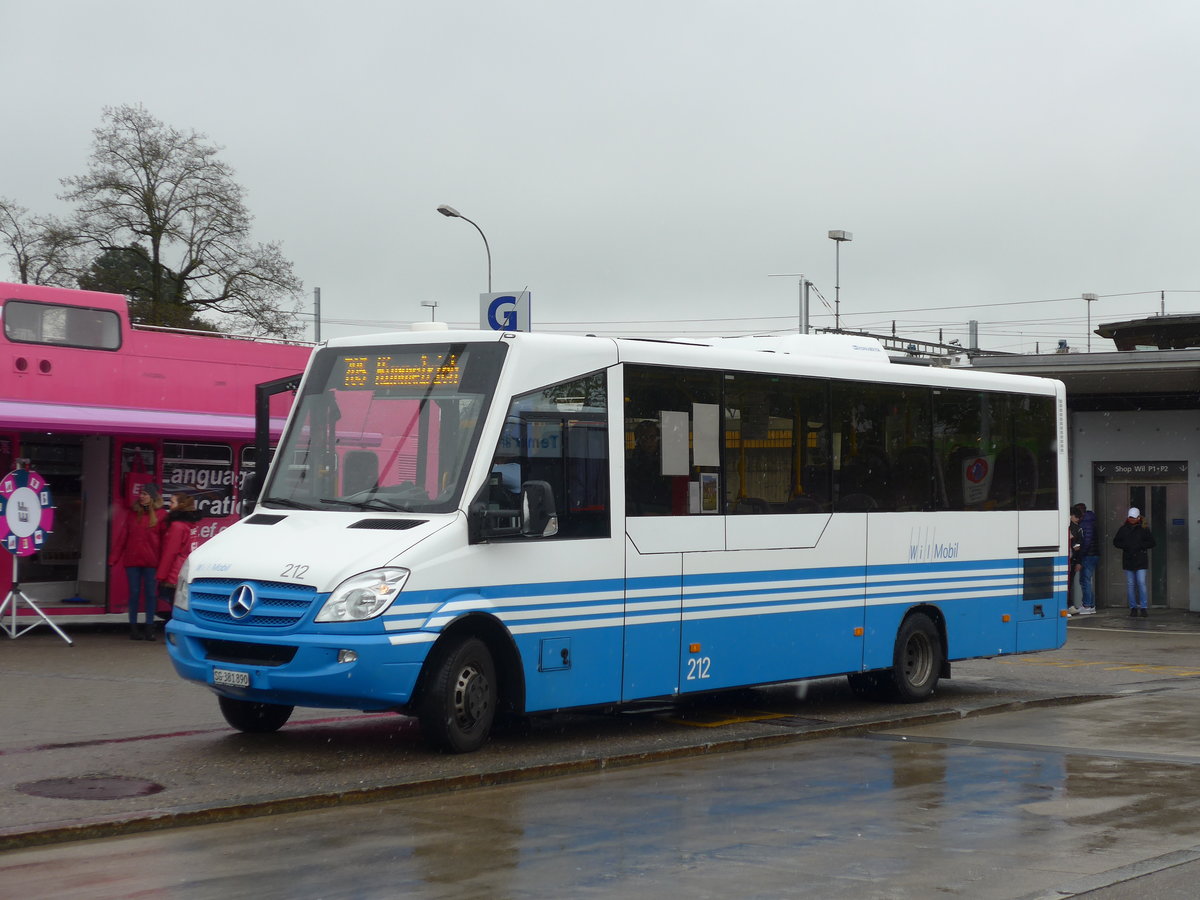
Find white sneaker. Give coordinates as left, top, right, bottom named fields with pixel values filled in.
left=1066, top=608, right=1076, bottom=615
left=1079, top=607, right=1096, bottom=615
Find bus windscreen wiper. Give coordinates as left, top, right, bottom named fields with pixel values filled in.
left=321, top=497, right=416, bottom=512
left=261, top=497, right=321, bottom=510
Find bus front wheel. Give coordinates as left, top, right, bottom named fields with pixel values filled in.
left=886, top=613, right=942, bottom=703
left=419, top=636, right=497, bottom=753
left=218, top=695, right=294, bottom=733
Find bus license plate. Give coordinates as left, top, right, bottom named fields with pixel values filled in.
left=213, top=668, right=250, bottom=688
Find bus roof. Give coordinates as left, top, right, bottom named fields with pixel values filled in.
left=323, top=328, right=1061, bottom=397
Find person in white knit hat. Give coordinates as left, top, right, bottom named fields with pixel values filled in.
left=1112, top=507, right=1156, bottom=618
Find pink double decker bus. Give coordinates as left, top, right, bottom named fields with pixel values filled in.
left=0, top=282, right=313, bottom=622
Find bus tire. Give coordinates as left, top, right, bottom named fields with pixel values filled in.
left=886, top=613, right=942, bottom=703
left=218, top=695, right=294, bottom=733
left=419, top=636, right=497, bottom=754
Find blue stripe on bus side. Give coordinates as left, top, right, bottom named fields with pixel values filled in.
left=388, top=555, right=1065, bottom=634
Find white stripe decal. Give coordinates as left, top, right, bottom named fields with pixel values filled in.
left=508, top=616, right=626, bottom=634
left=437, top=591, right=622, bottom=612
left=682, top=582, right=1015, bottom=609
left=387, top=560, right=1062, bottom=636
left=382, top=603, right=440, bottom=617
left=685, top=573, right=1018, bottom=600
left=624, top=598, right=686, bottom=613
left=387, top=632, right=438, bottom=645
left=621, top=612, right=682, bottom=626
left=683, top=599, right=861, bottom=620
left=384, top=618, right=430, bottom=631
left=499, top=603, right=625, bottom=622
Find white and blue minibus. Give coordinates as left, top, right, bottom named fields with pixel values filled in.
left=165, top=329, right=1068, bottom=752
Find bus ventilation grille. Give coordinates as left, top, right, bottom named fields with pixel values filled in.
left=348, top=518, right=427, bottom=530
left=201, top=639, right=298, bottom=666
left=244, top=514, right=287, bottom=525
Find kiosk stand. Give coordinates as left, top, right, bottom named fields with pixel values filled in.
left=0, top=463, right=72, bottom=644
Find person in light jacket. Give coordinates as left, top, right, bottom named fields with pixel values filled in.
left=109, top=484, right=166, bottom=641
left=1112, top=507, right=1156, bottom=618
left=157, top=492, right=204, bottom=633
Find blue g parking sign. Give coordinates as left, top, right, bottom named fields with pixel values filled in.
left=480, top=292, right=531, bottom=331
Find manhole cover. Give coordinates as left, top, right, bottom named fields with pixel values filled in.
left=16, top=775, right=165, bottom=800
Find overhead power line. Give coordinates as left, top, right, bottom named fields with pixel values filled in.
left=299, top=287, right=1200, bottom=354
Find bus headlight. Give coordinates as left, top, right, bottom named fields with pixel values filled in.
left=316, top=568, right=410, bottom=622
left=174, top=561, right=190, bottom=611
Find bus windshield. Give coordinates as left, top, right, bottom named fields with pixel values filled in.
left=261, top=341, right=507, bottom=514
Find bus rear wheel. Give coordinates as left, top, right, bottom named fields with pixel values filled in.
left=886, top=613, right=942, bottom=703
left=218, top=695, right=294, bottom=733
left=419, top=636, right=497, bottom=753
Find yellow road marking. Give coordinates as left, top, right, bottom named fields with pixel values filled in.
left=665, top=711, right=793, bottom=728
left=997, top=657, right=1200, bottom=677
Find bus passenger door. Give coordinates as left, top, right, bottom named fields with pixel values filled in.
left=622, top=540, right=683, bottom=701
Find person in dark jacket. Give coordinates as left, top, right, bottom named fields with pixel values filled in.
left=109, top=484, right=167, bottom=640
left=1074, top=502, right=1099, bottom=613
left=156, top=492, right=204, bottom=640
left=1112, top=507, right=1155, bottom=617
left=1067, top=508, right=1084, bottom=614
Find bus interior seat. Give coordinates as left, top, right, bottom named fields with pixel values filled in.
left=991, top=446, right=1037, bottom=510
left=343, top=450, right=379, bottom=495
left=890, top=445, right=933, bottom=511
left=785, top=495, right=822, bottom=513
left=1014, top=445, right=1039, bottom=509
left=841, top=446, right=889, bottom=499
left=836, top=493, right=878, bottom=512
left=731, top=496, right=771, bottom=515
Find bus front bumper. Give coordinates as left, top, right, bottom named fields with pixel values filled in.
left=164, top=620, right=432, bottom=711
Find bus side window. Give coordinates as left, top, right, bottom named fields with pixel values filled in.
left=624, top=365, right=721, bottom=516
left=484, top=371, right=609, bottom=539
left=3, top=301, right=40, bottom=342
left=626, top=418, right=672, bottom=515
left=1016, top=394, right=1057, bottom=510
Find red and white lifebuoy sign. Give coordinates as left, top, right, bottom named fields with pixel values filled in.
left=0, top=468, right=55, bottom=557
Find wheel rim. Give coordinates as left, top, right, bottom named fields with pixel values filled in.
left=903, top=631, right=934, bottom=687
left=453, top=663, right=491, bottom=730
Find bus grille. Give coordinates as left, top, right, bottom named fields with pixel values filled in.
left=200, top=639, right=298, bottom=666
left=190, top=578, right=320, bottom=628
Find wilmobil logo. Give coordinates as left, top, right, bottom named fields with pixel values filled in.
left=909, top=527, right=960, bottom=561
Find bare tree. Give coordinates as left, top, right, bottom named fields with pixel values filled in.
left=0, top=197, right=84, bottom=287
left=59, top=104, right=303, bottom=337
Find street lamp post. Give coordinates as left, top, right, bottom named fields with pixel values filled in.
left=437, top=205, right=492, bottom=292
left=768, top=273, right=811, bottom=333
left=828, top=230, right=852, bottom=330
left=1082, top=293, right=1098, bottom=352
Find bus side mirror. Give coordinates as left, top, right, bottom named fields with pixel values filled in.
left=239, top=471, right=265, bottom=517
left=468, top=480, right=521, bottom=543
left=467, top=479, right=558, bottom=543
left=521, top=481, right=558, bottom=538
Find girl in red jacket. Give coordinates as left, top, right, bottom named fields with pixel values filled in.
left=157, top=492, right=204, bottom=626
left=109, top=484, right=167, bottom=641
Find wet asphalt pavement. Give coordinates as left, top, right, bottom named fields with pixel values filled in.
left=1, top=608, right=1197, bottom=863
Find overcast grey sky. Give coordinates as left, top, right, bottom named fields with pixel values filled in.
left=3, top=1, right=1198, bottom=351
